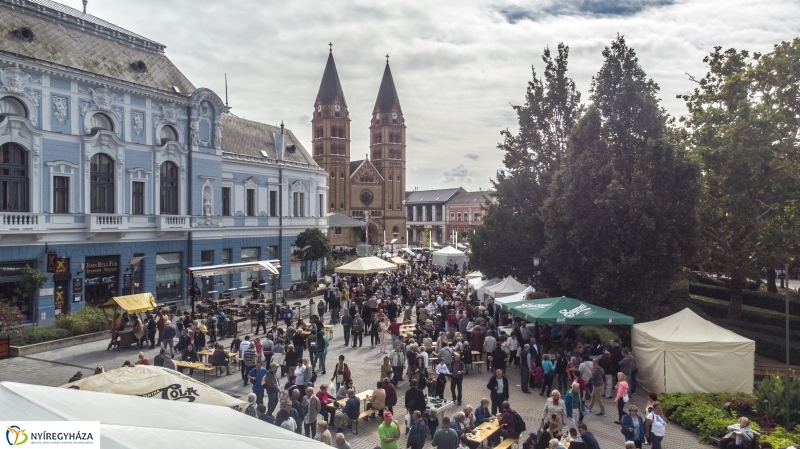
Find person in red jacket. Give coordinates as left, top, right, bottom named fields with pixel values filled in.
left=383, top=377, right=398, bottom=415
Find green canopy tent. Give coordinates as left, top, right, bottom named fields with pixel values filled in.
left=500, top=296, right=634, bottom=325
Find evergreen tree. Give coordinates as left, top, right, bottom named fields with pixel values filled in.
left=469, top=43, right=580, bottom=284
left=542, top=36, right=698, bottom=320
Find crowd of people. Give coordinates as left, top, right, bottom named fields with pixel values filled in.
left=70, top=254, right=683, bottom=449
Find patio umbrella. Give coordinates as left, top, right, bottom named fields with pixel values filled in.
left=334, top=256, right=397, bottom=274
left=500, top=296, right=634, bottom=325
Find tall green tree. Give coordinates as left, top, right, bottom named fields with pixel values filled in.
left=681, top=39, right=800, bottom=319
left=469, top=43, right=580, bottom=283
left=542, top=36, right=699, bottom=321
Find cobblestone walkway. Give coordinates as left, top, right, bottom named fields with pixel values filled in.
left=0, top=300, right=710, bottom=449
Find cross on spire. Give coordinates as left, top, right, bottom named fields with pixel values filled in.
left=329, top=42, right=333, bottom=53
left=386, top=54, right=390, bottom=64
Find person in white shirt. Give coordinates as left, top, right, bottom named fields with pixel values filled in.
left=483, top=334, right=497, bottom=370
left=239, top=336, right=251, bottom=358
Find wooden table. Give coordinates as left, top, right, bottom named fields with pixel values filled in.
left=466, top=418, right=501, bottom=446
left=323, top=324, right=334, bottom=339
left=197, top=349, right=236, bottom=363
left=174, top=361, right=211, bottom=381
left=336, top=389, right=373, bottom=410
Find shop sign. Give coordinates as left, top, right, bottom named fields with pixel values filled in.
left=72, top=278, right=83, bottom=294
left=51, top=258, right=69, bottom=274
left=85, top=257, right=119, bottom=276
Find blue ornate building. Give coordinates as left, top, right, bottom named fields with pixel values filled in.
left=0, top=0, right=328, bottom=324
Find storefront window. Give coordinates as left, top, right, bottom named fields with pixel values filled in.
left=0, top=262, right=35, bottom=323
left=291, top=245, right=301, bottom=282
left=240, top=247, right=259, bottom=288
left=156, top=252, right=181, bottom=303
left=84, top=256, right=119, bottom=307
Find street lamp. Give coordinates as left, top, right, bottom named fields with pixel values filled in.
left=532, top=255, right=541, bottom=289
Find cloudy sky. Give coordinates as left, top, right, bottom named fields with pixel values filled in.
left=64, top=0, right=800, bottom=190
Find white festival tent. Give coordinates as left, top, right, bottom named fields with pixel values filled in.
left=632, top=308, right=755, bottom=394
left=493, top=285, right=535, bottom=305
left=62, top=365, right=246, bottom=411
left=431, top=246, right=467, bottom=267
left=469, top=277, right=501, bottom=303
left=485, top=276, right=528, bottom=298
left=0, top=381, right=331, bottom=449
left=465, top=271, right=484, bottom=280
left=334, top=256, right=397, bottom=274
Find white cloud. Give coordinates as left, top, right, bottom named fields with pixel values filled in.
left=441, top=164, right=475, bottom=186
left=62, top=0, right=800, bottom=191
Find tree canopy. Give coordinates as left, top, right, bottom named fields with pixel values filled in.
left=541, top=36, right=699, bottom=321
left=294, top=228, right=331, bottom=262
left=681, top=39, right=800, bottom=318
left=469, top=43, right=580, bottom=284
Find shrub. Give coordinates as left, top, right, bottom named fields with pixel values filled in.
left=660, top=392, right=757, bottom=442
left=0, top=302, right=23, bottom=332
left=575, top=325, right=620, bottom=345
left=55, top=307, right=108, bottom=335
left=688, top=282, right=800, bottom=315
left=760, top=426, right=800, bottom=447
left=0, top=327, right=71, bottom=346
left=754, top=375, right=800, bottom=428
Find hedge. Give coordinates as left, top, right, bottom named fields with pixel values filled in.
left=54, top=306, right=108, bottom=335
left=688, top=295, right=800, bottom=328
left=714, top=324, right=800, bottom=365
left=688, top=283, right=800, bottom=316
left=711, top=317, right=800, bottom=342
left=0, top=327, right=71, bottom=346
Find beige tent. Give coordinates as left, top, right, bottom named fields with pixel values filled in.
left=334, top=256, right=397, bottom=274
left=431, top=246, right=467, bottom=267
left=62, top=365, right=246, bottom=411
left=485, top=276, right=527, bottom=298
left=632, top=308, right=754, bottom=394
left=465, top=271, right=483, bottom=280
left=390, top=257, right=409, bottom=266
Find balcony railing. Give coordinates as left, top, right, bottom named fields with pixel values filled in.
left=157, top=215, right=191, bottom=232
left=0, top=212, right=43, bottom=231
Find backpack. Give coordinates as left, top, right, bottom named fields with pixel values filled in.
left=513, top=411, right=527, bottom=433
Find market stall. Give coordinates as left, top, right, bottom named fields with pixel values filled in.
left=485, top=276, right=527, bottom=298
left=99, top=293, right=157, bottom=349
left=431, top=245, right=467, bottom=267
left=632, top=308, right=754, bottom=394
left=334, top=256, right=397, bottom=274
left=62, top=365, right=246, bottom=411
left=390, top=256, right=409, bottom=266
left=500, top=296, right=634, bottom=325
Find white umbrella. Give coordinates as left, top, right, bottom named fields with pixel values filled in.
left=62, top=365, right=246, bottom=411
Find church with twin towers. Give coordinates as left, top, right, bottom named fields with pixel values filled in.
left=313, top=48, right=408, bottom=249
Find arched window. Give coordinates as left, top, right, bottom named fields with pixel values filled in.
left=0, top=143, right=29, bottom=212
left=160, top=161, right=179, bottom=215
left=0, top=97, right=28, bottom=118
left=160, top=125, right=178, bottom=143
left=90, top=113, right=113, bottom=131
left=392, top=226, right=400, bottom=237
left=90, top=153, right=114, bottom=213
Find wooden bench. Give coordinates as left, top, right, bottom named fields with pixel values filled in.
left=495, top=437, right=518, bottom=449
left=472, top=361, right=485, bottom=373
left=708, top=430, right=761, bottom=449
left=175, top=361, right=212, bottom=381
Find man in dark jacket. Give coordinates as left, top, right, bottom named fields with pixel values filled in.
left=407, top=410, right=428, bottom=449
left=209, top=343, right=232, bottom=375
left=486, top=369, right=509, bottom=415
left=335, top=389, right=361, bottom=432
left=405, top=379, right=427, bottom=416
left=162, top=323, right=176, bottom=357
left=255, top=306, right=267, bottom=335
left=577, top=423, right=600, bottom=449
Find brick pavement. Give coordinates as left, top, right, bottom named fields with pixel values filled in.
left=0, top=300, right=709, bottom=449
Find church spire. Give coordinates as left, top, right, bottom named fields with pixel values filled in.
left=374, top=61, right=401, bottom=113
left=317, top=51, right=346, bottom=105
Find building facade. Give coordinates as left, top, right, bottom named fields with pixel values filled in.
left=444, top=190, right=493, bottom=244
left=313, top=51, right=407, bottom=248
left=405, top=188, right=465, bottom=246
left=0, top=0, right=327, bottom=325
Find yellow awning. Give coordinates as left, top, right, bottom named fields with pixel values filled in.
left=390, top=257, right=408, bottom=266
left=100, top=293, right=157, bottom=313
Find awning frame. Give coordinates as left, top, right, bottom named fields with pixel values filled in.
left=186, top=260, right=281, bottom=277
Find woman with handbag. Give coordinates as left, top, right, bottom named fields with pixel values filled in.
left=614, top=372, right=630, bottom=424
left=331, top=355, right=350, bottom=391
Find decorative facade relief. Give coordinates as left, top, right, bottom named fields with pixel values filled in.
left=132, top=112, right=144, bottom=136
left=160, top=102, right=179, bottom=125
left=190, top=118, right=200, bottom=146
left=52, top=96, right=68, bottom=123
left=0, top=66, right=42, bottom=126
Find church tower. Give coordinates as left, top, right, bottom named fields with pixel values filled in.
left=313, top=47, right=351, bottom=216
left=369, top=58, right=407, bottom=245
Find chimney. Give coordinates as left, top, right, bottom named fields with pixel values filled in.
left=274, top=121, right=285, bottom=161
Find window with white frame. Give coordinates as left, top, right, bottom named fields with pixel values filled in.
left=246, top=189, right=255, bottom=216
left=293, top=191, right=305, bottom=217
left=131, top=181, right=144, bottom=215
left=222, top=187, right=232, bottom=216
left=46, top=161, right=78, bottom=215
left=52, top=176, right=69, bottom=213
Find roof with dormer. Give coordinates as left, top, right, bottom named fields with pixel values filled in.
left=405, top=188, right=466, bottom=205
left=0, top=0, right=195, bottom=94
left=316, top=52, right=346, bottom=106
left=374, top=63, right=401, bottom=113
left=220, top=114, right=318, bottom=167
